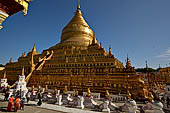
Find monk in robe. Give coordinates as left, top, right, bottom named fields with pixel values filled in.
left=7, top=96, right=14, bottom=111
left=14, top=97, right=20, bottom=112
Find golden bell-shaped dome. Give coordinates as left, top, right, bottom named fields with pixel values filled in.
left=60, top=4, right=94, bottom=47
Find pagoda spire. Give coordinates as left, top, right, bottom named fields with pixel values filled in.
left=109, top=45, right=112, bottom=56
left=92, top=34, right=96, bottom=45
left=100, top=43, right=103, bottom=49
left=126, top=54, right=132, bottom=69
left=146, top=60, right=148, bottom=72
left=9, top=58, right=12, bottom=63
left=32, top=43, right=36, bottom=53
left=77, top=0, right=80, bottom=9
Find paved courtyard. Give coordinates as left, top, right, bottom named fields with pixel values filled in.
left=0, top=100, right=65, bottom=113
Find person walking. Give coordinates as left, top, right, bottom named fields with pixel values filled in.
left=37, top=92, right=42, bottom=106
left=20, top=98, right=25, bottom=110
left=26, top=92, right=31, bottom=103
left=4, top=90, right=9, bottom=101
left=14, top=96, right=20, bottom=112
left=7, top=95, right=14, bottom=111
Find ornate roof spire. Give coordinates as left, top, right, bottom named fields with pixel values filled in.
left=126, top=54, right=132, bottom=69
left=9, top=58, right=12, bottom=63
left=77, top=0, right=80, bottom=9
left=100, top=43, right=103, bottom=48
left=146, top=60, right=148, bottom=72
left=92, top=34, right=97, bottom=45
left=109, top=45, right=112, bottom=56
left=32, top=43, right=36, bottom=53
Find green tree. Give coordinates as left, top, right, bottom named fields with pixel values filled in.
left=0, top=64, right=4, bottom=67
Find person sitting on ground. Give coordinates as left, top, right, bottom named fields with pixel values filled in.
left=7, top=95, right=14, bottom=112
left=14, top=96, right=20, bottom=112
left=20, top=98, right=25, bottom=110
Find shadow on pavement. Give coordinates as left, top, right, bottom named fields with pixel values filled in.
left=25, top=104, right=37, bottom=106
left=0, top=107, right=15, bottom=112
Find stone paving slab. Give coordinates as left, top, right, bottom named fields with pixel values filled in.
left=29, top=101, right=102, bottom=113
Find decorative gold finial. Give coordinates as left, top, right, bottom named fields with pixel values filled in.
left=74, top=89, right=79, bottom=96
left=146, top=60, right=148, bottom=72
left=87, top=88, right=91, bottom=97
left=22, top=52, right=26, bottom=57
left=64, top=85, right=68, bottom=94
left=109, top=45, right=112, bottom=56
left=127, top=90, right=131, bottom=99
left=9, top=58, right=12, bottom=63
left=77, top=0, right=80, bottom=9
left=54, top=88, right=58, bottom=94
left=32, top=85, right=35, bottom=92
left=45, top=85, right=48, bottom=92
left=38, top=85, right=41, bottom=92
left=126, top=54, right=132, bottom=69
left=32, top=43, right=36, bottom=53
left=3, top=71, right=6, bottom=79
left=100, top=43, right=103, bottom=49
left=21, top=67, right=25, bottom=76
left=105, top=90, right=110, bottom=99
left=148, top=91, right=154, bottom=102
left=92, top=35, right=97, bottom=45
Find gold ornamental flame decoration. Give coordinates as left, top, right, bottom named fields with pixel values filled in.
left=45, top=85, right=48, bottom=92
left=54, top=88, right=58, bottom=94
left=148, top=91, right=154, bottom=102
left=127, top=90, right=131, bottom=99
left=74, top=89, right=78, bottom=96
left=64, top=85, right=68, bottom=94
left=3, top=71, right=6, bottom=79
left=105, top=90, right=110, bottom=99
left=38, top=85, right=41, bottom=92
left=87, top=88, right=91, bottom=97
left=32, top=85, right=34, bottom=92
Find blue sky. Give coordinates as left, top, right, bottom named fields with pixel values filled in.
left=0, top=0, right=170, bottom=69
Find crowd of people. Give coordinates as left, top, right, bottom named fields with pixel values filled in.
left=7, top=95, right=25, bottom=112
left=3, top=90, right=31, bottom=112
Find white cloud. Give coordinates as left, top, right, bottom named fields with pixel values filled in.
left=156, top=47, right=170, bottom=60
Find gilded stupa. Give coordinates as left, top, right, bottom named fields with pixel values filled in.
left=0, top=2, right=149, bottom=98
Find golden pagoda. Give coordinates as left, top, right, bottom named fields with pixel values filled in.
left=0, top=2, right=148, bottom=99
